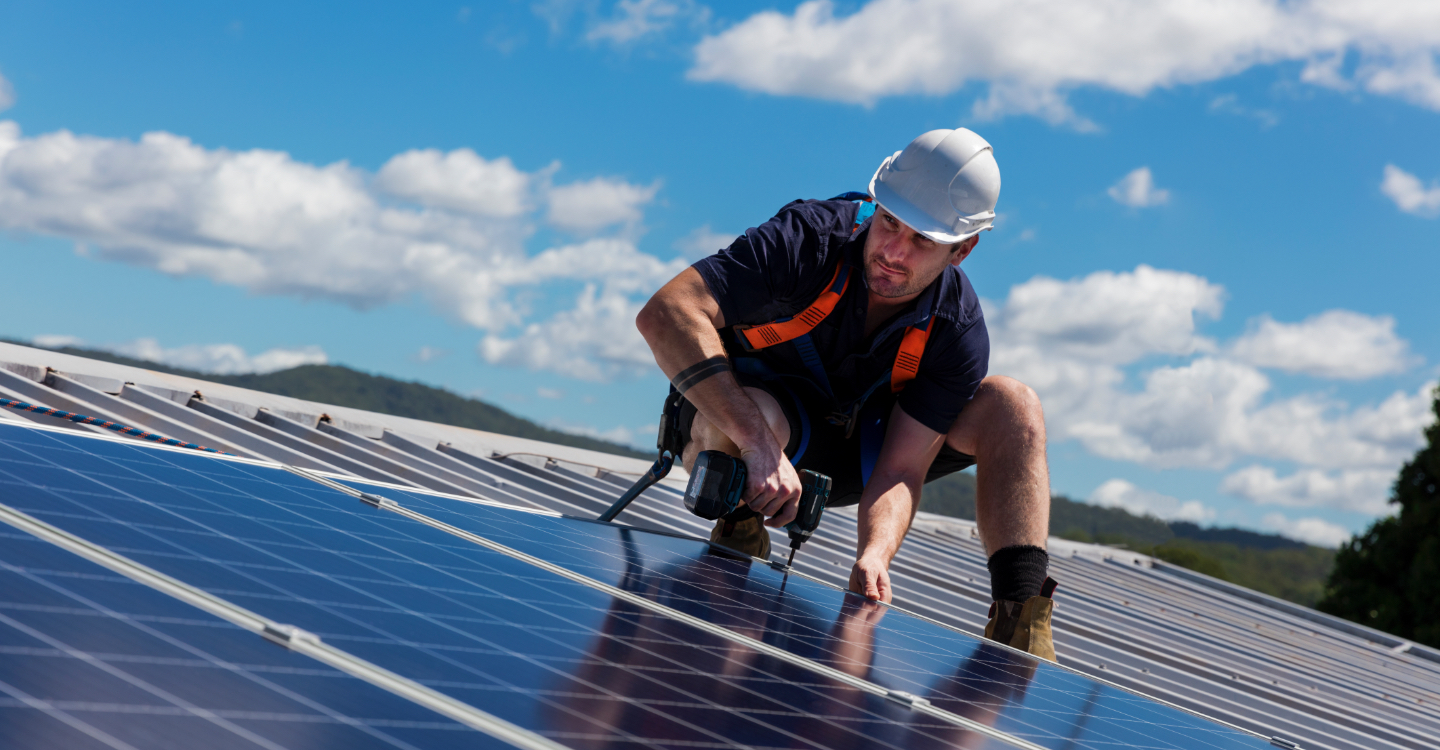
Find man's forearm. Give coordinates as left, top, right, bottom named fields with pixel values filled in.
left=637, top=287, right=776, bottom=454
left=855, top=471, right=924, bottom=565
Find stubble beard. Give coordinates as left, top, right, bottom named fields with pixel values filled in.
left=864, top=258, right=927, bottom=299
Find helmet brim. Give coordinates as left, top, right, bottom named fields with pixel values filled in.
left=869, top=165, right=989, bottom=244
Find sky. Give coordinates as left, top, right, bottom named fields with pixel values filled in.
left=1, top=0, right=1437, bottom=547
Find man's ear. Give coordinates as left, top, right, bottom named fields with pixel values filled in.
left=950, top=235, right=980, bottom=266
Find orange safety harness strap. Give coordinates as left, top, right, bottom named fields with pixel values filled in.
left=890, top=320, right=931, bottom=393
left=734, top=261, right=850, bottom=350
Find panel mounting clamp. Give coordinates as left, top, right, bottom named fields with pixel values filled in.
left=1269, top=737, right=1301, bottom=749
left=263, top=622, right=322, bottom=647
left=359, top=492, right=399, bottom=510
left=885, top=690, right=931, bottom=709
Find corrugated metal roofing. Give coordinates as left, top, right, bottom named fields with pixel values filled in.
left=2, top=340, right=1437, bottom=750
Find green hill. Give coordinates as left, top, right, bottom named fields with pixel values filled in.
left=7, top=341, right=650, bottom=460
left=918, top=471, right=1336, bottom=607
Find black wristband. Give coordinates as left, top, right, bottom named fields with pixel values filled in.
left=673, top=356, right=731, bottom=395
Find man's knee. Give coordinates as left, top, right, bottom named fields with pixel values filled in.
left=687, top=386, right=791, bottom=452
left=978, top=376, right=1045, bottom=436
left=949, top=376, right=1045, bottom=453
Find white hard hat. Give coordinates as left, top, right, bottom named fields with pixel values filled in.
left=868, top=128, right=1000, bottom=244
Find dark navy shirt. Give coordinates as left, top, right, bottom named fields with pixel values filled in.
left=693, top=198, right=990, bottom=435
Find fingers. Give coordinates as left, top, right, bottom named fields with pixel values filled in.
left=764, top=496, right=799, bottom=528
left=848, top=560, right=894, bottom=603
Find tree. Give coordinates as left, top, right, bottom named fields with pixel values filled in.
left=1317, top=387, right=1440, bottom=647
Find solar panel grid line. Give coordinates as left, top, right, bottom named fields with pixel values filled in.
left=0, top=605, right=296, bottom=750
left=884, top=530, right=1427, bottom=750
left=2, top=424, right=1051, bottom=750
left=1057, top=551, right=1440, bottom=697
left=752, top=517, right=1366, bottom=748
left=301, top=470, right=566, bottom=520
left=302, top=482, right=1051, bottom=750
left=311, top=422, right=554, bottom=513
left=179, top=396, right=419, bottom=486
left=42, top=374, right=256, bottom=460
left=114, top=385, right=354, bottom=477
left=0, top=528, right=523, bottom=750
left=334, top=477, right=1284, bottom=748
left=378, top=434, right=607, bottom=516
left=1019, top=562, right=1440, bottom=748
left=439, top=446, right=637, bottom=516
left=541, top=457, right=1440, bottom=742
left=0, top=476, right=567, bottom=750
left=252, top=409, right=504, bottom=502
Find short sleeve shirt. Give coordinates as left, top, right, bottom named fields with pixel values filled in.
left=692, top=198, right=990, bottom=435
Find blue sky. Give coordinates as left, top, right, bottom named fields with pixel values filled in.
left=2, top=0, right=1437, bottom=546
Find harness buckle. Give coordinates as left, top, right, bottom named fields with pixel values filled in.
left=827, top=403, right=862, bottom=440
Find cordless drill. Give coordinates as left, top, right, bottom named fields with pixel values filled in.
left=683, top=450, right=831, bottom=565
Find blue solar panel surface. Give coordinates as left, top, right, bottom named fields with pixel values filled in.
left=0, top=524, right=499, bottom=750
left=338, top=479, right=1276, bottom=750
left=0, top=424, right=1023, bottom=750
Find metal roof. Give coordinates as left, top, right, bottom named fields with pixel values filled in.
left=2, top=340, right=1437, bottom=750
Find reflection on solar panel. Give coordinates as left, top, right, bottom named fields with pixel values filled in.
left=3, top=423, right=1040, bottom=750
left=0, top=523, right=499, bottom=750
left=331, top=478, right=1273, bottom=750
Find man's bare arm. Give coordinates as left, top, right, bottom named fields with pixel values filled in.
left=635, top=268, right=802, bottom=523
left=848, top=405, right=946, bottom=602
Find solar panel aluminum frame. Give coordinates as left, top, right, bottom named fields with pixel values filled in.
left=0, top=486, right=568, bottom=750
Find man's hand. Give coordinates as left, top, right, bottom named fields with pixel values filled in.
left=739, top=444, right=803, bottom=527
left=848, top=555, right=893, bottom=603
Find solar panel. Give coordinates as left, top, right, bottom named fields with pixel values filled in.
left=333, top=478, right=1278, bottom=750
left=0, top=523, right=502, bottom=750
left=0, top=424, right=1023, bottom=750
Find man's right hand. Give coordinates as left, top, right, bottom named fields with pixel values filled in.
left=739, top=444, right=802, bottom=527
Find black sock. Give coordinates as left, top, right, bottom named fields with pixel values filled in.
left=987, top=545, right=1049, bottom=602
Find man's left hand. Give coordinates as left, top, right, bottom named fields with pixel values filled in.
left=848, top=555, right=893, bottom=603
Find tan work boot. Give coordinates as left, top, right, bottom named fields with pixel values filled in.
left=710, top=515, right=771, bottom=560
left=984, top=578, right=1057, bottom=661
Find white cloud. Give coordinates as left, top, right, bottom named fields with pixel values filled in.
left=1222, top=465, right=1393, bottom=515
left=1089, top=479, right=1216, bottom=523
left=0, top=72, right=13, bottom=112
left=413, top=346, right=448, bottom=363
left=35, top=335, right=326, bottom=375
left=1229, top=310, right=1417, bottom=379
left=536, top=387, right=565, bottom=399
left=0, top=120, right=681, bottom=382
left=546, top=176, right=660, bottom=234
left=547, top=419, right=657, bottom=449
left=689, top=0, right=1440, bottom=126
left=1381, top=163, right=1440, bottom=217
left=1108, top=167, right=1170, bottom=208
left=480, top=284, right=659, bottom=381
left=31, top=334, right=85, bottom=349
left=673, top=223, right=738, bottom=260
left=1260, top=512, right=1353, bottom=548
left=1208, top=94, right=1279, bottom=128
left=588, top=0, right=709, bottom=44
left=988, top=266, right=1436, bottom=474
left=374, top=148, right=548, bottom=217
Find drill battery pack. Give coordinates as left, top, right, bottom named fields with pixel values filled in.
left=683, top=450, right=748, bottom=520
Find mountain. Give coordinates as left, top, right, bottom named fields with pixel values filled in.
left=918, top=471, right=1335, bottom=607
left=7, top=342, right=651, bottom=460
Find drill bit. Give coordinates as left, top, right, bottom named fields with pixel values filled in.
left=786, top=547, right=797, bottom=567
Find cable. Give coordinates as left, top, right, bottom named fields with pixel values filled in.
left=1, top=397, right=230, bottom=455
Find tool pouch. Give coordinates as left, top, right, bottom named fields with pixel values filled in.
left=656, top=388, right=686, bottom=455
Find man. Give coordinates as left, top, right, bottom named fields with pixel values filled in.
left=635, top=129, right=1056, bottom=659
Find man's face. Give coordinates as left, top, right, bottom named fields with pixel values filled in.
left=862, top=208, right=977, bottom=299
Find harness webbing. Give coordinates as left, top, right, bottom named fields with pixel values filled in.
left=890, top=319, right=931, bottom=393
left=735, top=261, right=850, bottom=350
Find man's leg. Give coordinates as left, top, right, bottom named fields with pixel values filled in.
left=685, top=387, right=791, bottom=559
left=945, top=375, right=1056, bottom=660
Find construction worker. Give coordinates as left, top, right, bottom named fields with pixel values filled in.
left=635, top=129, right=1056, bottom=660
